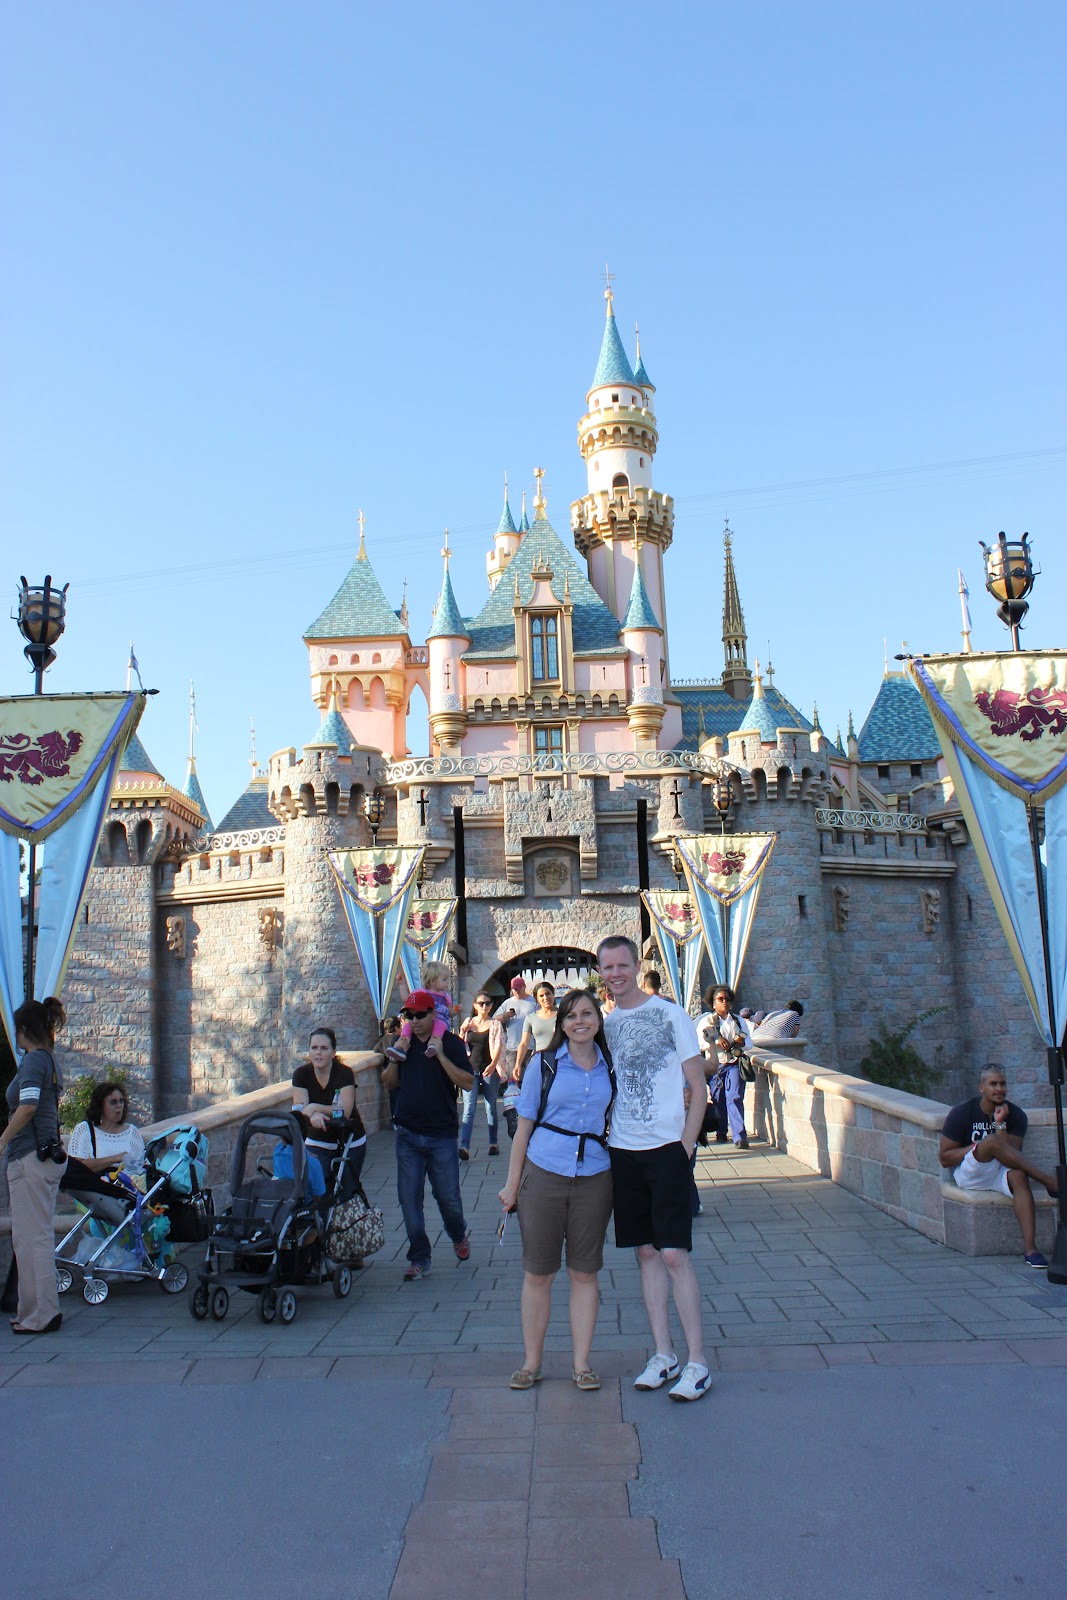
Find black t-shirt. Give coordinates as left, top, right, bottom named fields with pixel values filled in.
left=941, top=1095, right=1027, bottom=1147
left=292, top=1061, right=364, bottom=1144
left=393, top=1031, right=470, bottom=1138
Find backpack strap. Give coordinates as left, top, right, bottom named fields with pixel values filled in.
left=532, top=1049, right=617, bottom=1168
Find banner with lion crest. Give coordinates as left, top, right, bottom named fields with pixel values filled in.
left=643, top=890, right=704, bottom=1013
left=328, top=847, right=426, bottom=1019
left=907, top=653, right=1067, bottom=1049
left=399, top=898, right=458, bottom=993
left=674, top=833, right=778, bottom=991
left=0, top=691, right=147, bottom=1053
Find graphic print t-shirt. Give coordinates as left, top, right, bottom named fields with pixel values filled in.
left=941, top=1096, right=1027, bottom=1147
left=604, top=996, right=701, bottom=1151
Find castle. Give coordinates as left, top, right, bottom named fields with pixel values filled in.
left=59, top=291, right=1048, bottom=1118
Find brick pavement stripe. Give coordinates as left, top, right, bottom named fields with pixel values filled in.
left=423, top=1451, right=532, bottom=1500
left=527, top=1515, right=660, bottom=1561
left=256, top=1357, right=337, bottom=1379
left=1007, top=1337, right=1067, bottom=1364
left=533, top=1463, right=639, bottom=1483
left=389, top=1542, right=527, bottom=1600
left=184, top=1357, right=263, bottom=1383
left=530, top=1482, right=632, bottom=1518
left=533, top=1422, right=641, bottom=1465
left=820, top=1342, right=876, bottom=1364
left=403, top=1501, right=530, bottom=1541
left=525, top=1556, right=686, bottom=1599
left=715, top=1343, right=828, bottom=1371
left=6, top=1359, right=192, bottom=1385
left=869, top=1339, right=1023, bottom=1365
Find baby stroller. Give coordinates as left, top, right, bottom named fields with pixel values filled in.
left=190, top=1110, right=362, bottom=1325
left=54, top=1124, right=210, bottom=1305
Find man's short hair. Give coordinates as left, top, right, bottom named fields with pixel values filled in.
left=641, top=970, right=662, bottom=992
left=597, top=935, right=638, bottom=963
left=788, top=999, right=804, bottom=1017
left=979, top=1062, right=1006, bottom=1083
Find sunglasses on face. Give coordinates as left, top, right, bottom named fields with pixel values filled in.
left=403, top=1008, right=433, bottom=1019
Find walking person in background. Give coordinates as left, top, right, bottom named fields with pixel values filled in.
left=458, top=993, right=507, bottom=1159
left=1, top=998, right=68, bottom=1335
left=515, top=982, right=558, bottom=1080
left=697, top=985, right=749, bottom=1150
left=497, top=976, right=537, bottom=1138
left=598, top=936, right=712, bottom=1402
left=382, top=990, right=473, bottom=1281
left=499, top=989, right=616, bottom=1391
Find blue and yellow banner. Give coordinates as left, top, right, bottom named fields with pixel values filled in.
left=0, top=692, right=145, bottom=841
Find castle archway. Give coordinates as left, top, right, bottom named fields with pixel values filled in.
left=482, top=947, right=598, bottom=1000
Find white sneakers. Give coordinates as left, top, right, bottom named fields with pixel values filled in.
left=633, top=1353, right=681, bottom=1390
left=633, top=1352, right=711, bottom=1400
left=668, top=1362, right=712, bottom=1402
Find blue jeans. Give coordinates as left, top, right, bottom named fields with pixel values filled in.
left=712, top=1065, right=747, bottom=1144
left=460, top=1074, right=500, bottom=1149
left=394, top=1127, right=468, bottom=1266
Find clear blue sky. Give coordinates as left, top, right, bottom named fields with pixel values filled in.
left=3, top=1, right=1064, bottom=820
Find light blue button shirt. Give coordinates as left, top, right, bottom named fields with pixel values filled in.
left=516, top=1044, right=613, bottom=1177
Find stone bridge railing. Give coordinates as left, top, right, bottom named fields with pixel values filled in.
left=749, top=1047, right=1057, bottom=1256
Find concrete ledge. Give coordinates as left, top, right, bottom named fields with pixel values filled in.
left=749, top=1046, right=1058, bottom=1256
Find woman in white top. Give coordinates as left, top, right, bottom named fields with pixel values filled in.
left=514, top=984, right=557, bottom=1080
left=66, top=1081, right=146, bottom=1223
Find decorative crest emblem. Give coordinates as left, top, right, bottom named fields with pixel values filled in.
left=973, top=686, right=1067, bottom=742
left=702, top=847, right=746, bottom=878
left=0, top=729, right=83, bottom=786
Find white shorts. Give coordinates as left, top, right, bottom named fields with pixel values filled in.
left=953, top=1148, right=1012, bottom=1198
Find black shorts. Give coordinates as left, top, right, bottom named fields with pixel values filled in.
left=609, top=1142, right=693, bottom=1252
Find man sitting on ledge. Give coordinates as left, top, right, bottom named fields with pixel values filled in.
left=940, top=1063, right=1059, bottom=1269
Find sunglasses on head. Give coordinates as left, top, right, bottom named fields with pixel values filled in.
left=403, top=1007, right=433, bottom=1019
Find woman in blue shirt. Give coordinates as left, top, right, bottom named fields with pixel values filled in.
left=498, top=989, right=614, bottom=1392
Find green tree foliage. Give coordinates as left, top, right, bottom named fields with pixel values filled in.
left=59, top=1068, right=129, bottom=1132
left=859, top=1007, right=948, bottom=1097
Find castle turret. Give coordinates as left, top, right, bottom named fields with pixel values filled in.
left=620, top=537, right=665, bottom=748
left=181, top=683, right=212, bottom=832
left=571, top=287, right=674, bottom=636
left=427, top=537, right=469, bottom=753
left=721, top=521, right=752, bottom=701
left=487, top=476, right=521, bottom=590
left=303, top=510, right=410, bottom=759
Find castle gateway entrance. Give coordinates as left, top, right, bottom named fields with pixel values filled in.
left=484, top=948, right=598, bottom=1000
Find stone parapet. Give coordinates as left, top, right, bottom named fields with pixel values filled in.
left=749, top=1048, right=1057, bottom=1255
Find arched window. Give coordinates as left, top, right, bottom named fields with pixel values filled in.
left=612, top=473, right=629, bottom=492
left=369, top=676, right=387, bottom=710
left=371, top=652, right=382, bottom=665
left=328, top=654, right=339, bottom=667
left=350, top=654, right=360, bottom=665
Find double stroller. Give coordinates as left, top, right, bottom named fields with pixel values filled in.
left=55, top=1124, right=212, bottom=1305
left=190, top=1110, right=365, bottom=1325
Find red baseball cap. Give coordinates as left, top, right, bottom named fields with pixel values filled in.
left=404, top=990, right=435, bottom=1012
left=510, top=976, right=527, bottom=991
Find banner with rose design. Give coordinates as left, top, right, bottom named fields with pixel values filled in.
left=399, top=898, right=458, bottom=992
left=328, top=847, right=425, bottom=1020
left=907, top=652, right=1067, bottom=1049
left=643, top=890, right=704, bottom=1013
left=675, top=833, right=778, bottom=991
left=0, top=691, right=146, bottom=1054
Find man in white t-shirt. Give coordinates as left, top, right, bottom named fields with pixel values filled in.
left=496, top=977, right=537, bottom=1079
left=598, top=935, right=711, bottom=1403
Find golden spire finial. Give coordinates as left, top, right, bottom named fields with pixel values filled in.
left=441, top=530, right=452, bottom=569
left=357, top=507, right=367, bottom=559
left=723, top=515, right=732, bottom=552
left=603, top=263, right=615, bottom=315
left=533, top=466, right=546, bottom=515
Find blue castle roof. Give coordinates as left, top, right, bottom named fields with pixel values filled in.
left=305, top=547, right=406, bottom=640
left=857, top=674, right=942, bottom=763
left=633, top=351, right=653, bottom=389
left=736, top=681, right=785, bottom=742
left=464, top=514, right=623, bottom=660
left=181, top=762, right=212, bottom=830
left=672, top=684, right=816, bottom=752
left=427, top=569, right=469, bottom=640
left=592, top=307, right=636, bottom=388
left=306, top=705, right=354, bottom=755
left=497, top=496, right=518, bottom=536
left=621, top=561, right=662, bottom=632
left=214, top=777, right=274, bottom=834
left=121, top=732, right=161, bottom=776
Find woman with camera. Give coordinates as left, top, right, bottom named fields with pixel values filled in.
left=0, top=997, right=68, bottom=1334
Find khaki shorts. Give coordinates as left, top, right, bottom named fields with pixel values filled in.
left=517, top=1159, right=614, bottom=1275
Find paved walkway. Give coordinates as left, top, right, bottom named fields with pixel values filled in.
left=3, top=1133, right=1066, bottom=1598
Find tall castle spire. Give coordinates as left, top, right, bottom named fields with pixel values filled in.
left=720, top=519, right=752, bottom=701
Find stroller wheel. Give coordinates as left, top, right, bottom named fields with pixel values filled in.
left=258, top=1288, right=278, bottom=1323
left=210, top=1287, right=230, bottom=1320
left=278, top=1289, right=298, bottom=1324
left=55, top=1267, right=73, bottom=1295
left=190, top=1285, right=210, bottom=1320
left=160, top=1262, right=189, bottom=1295
left=83, top=1277, right=109, bottom=1305
left=332, top=1266, right=352, bottom=1298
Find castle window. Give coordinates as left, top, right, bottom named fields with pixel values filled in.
left=639, top=457, right=645, bottom=467
left=877, top=764, right=890, bottom=781
left=531, top=614, right=559, bottom=682
left=612, top=473, right=629, bottom=492
left=534, top=725, right=563, bottom=756
left=611, top=393, right=619, bottom=402
left=328, top=654, right=338, bottom=667
left=910, top=763, right=922, bottom=777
